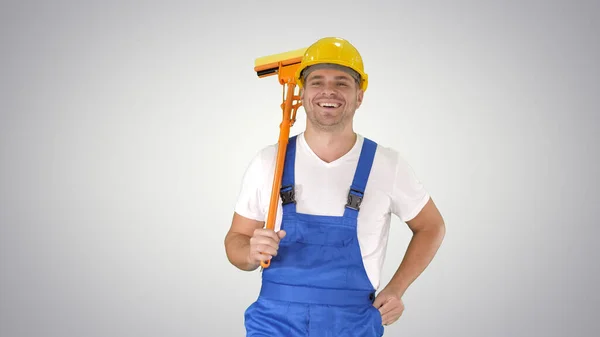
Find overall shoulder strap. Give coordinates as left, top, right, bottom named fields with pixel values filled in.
left=280, top=135, right=297, bottom=214
left=344, top=137, right=377, bottom=219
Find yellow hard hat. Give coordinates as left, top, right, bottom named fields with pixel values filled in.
left=295, top=37, right=368, bottom=91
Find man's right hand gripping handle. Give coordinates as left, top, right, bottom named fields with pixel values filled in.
left=248, top=228, right=286, bottom=269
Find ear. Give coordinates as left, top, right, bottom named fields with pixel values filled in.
left=356, top=89, right=364, bottom=108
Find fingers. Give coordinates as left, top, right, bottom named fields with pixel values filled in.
left=253, top=228, right=282, bottom=242
left=277, top=229, right=286, bottom=239
left=248, top=229, right=286, bottom=264
left=252, top=245, right=278, bottom=258
left=252, top=252, right=273, bottom=262
left=378, top=299, right=404, bottom=326
left=377, top=299, right=394, bottom=315
left=372, top=294, right=385, bottom=309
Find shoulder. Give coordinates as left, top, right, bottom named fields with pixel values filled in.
left=361, top=135, right=410, bottom=178
left=245, top=142, right=278, bottom=172
left=369, top=138, right=430, bottom=221
left=362, top=135, right=429, bottom=217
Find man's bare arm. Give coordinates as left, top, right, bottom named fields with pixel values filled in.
left=386, top=197, right=446, bottom=297
left=224, top=213, right=263, bottom=271
left=224, top=212, right=286, bottom=271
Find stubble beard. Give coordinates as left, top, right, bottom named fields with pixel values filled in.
left=307, top=108, right=351, bottom=133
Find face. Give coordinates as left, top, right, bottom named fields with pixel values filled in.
left=300, top=67, right=364, bottom=132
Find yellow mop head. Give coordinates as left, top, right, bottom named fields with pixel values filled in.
left=254, top=47, right=307, bottom=78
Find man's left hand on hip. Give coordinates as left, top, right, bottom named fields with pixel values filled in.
left=372, top=286, right=405, bottom=326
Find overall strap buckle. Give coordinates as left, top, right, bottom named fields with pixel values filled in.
left=345, top=188, right=363, bottom=211
left=280, top=185, right=296, bottom=205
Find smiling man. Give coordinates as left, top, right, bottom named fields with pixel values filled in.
left=224, top=37, right=446, bottom=336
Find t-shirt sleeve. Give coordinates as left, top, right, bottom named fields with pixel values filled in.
left=390, top=155, right=430, bottom=222
left=233, top=150, right=268, bottom=222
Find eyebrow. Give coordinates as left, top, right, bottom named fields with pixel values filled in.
left=307, top=75, right=352, bottom=81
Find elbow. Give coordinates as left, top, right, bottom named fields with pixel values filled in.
left=415, top=219, right=446, bottom=245
left=437, top=221, right=446, bottom=243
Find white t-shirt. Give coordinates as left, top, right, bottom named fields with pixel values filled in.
left=234, top=132, right=430, bottom=290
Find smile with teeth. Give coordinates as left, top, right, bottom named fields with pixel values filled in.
left=318, top=102, right=341, bottom=108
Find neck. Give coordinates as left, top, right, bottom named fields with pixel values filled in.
left=304, top=123, right=357, bottom=163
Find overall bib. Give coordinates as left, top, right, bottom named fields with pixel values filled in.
left=245, top=135, right=384, bottom=337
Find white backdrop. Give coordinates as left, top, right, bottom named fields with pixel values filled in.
left=1, top=0, right=599, bottom=336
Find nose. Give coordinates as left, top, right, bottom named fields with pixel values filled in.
left=321, top=82, right=337, bottom=96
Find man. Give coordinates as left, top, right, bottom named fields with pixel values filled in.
left=224, top=37, right=445, bottom=336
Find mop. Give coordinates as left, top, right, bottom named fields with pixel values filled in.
left=253, top=47, right=307, bottom=268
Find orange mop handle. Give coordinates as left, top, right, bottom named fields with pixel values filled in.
left=261, top=83, right=296, bottom=268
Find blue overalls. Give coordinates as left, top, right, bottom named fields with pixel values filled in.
left=244, top=135, right=384, bottom=337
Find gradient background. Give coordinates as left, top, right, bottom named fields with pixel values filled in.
left=1, top=0, right=599, bottom=336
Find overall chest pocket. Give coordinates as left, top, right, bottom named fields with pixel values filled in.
left=283, top=219, right=356, bottom=248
